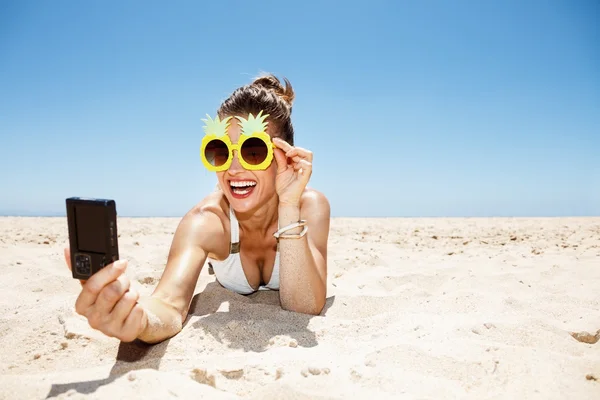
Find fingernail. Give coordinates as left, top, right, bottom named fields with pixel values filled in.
left=114, top=260, right=127, bottom=269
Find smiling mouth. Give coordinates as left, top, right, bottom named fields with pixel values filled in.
left=229, top=180, right=257, bottom=197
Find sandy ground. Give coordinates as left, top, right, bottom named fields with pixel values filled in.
left=0, top=216, right=599, bottom=399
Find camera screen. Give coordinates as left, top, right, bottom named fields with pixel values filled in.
left=75, top=205, right=107, bottom=253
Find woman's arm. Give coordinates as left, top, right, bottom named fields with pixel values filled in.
left=135, top=202, right=227, bottom=344
left=278, top=189, right=331, bottom=315
left=135, top=296, right=183, bottom=344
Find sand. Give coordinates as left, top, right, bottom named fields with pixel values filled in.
left=0, top=216, right=599, bottom=399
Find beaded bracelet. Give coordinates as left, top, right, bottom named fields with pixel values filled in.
left=273, top=220, right=308, bottom=239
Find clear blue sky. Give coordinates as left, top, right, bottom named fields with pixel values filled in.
left=1, top=0, right=598, bottom=217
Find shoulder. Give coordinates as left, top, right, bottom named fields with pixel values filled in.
left=174, top=190, right=230, bottom=255
left=300, top=187, right=331, bottom=217
left=187, top=189, right=229, bottom=222
left=299, top=188, right=331, bottom=244
left=298, top=188, right=330, bottom=258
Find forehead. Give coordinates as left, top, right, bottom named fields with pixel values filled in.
left=224, top=122, right=242, bottom=142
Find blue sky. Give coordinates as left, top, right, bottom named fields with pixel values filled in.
left=1, top=0, right=598, bottom=217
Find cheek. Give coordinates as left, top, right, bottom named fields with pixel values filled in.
left=257, top=167, right=277, bottom=188
left=267, top=163, right=279, bottom=179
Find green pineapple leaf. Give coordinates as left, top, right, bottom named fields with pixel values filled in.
left=202, top=114, right=232, bottom=137
left=236, top=110, right=270, bottom=135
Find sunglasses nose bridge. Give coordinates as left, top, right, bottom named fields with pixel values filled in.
left=228, top=146, right=245, bottom=171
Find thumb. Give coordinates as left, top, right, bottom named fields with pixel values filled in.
left=64, top=244, right=86, bottom=286
left=273, top=148, right=289, bottom=174
left=64, top=245, right=72, bottom=271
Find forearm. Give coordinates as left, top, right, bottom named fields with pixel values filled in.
left=278, top=204, right=326, bottom=315
left=135, top=295, right=183, bottom=344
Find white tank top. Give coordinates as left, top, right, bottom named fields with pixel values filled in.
left=206, top=207, right=280, bottom=294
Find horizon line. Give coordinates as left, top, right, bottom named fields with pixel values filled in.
left=1, top=213, right=598, bottom=219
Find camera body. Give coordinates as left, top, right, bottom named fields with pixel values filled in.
left=66, top=197, right=119, bottom=280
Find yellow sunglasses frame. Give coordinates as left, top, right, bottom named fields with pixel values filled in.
left=200, top=131, right=275, bottom=172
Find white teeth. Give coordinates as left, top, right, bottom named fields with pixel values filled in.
left=230, top=180, right=255, bottom=196
left=232, top=187, right=252, bottom=195
left=230, top=181, right=257, bottom=187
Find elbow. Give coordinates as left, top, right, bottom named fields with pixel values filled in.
left=308, top=298, right=326, bottom=315
left=281, top=297, right=326, bottom=316
left=304, top=306, right=324, bottom=316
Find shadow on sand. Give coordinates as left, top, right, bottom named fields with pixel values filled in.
left=45, top=337, right=170, bottom=398
left=45, top=338, right=170, bottom=398
left=188, top=282, right=335, bottom=352
left=46, top=282, right=334, bottom=398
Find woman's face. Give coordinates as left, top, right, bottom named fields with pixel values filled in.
left=215, top=117, right=279, bottom=213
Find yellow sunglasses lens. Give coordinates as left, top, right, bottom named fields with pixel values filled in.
left=204, top=139, right=230, bottom=168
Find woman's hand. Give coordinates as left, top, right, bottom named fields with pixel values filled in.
left=273, top=137, right=313, bottom=207
left=63, top=246, right=148, bottom=342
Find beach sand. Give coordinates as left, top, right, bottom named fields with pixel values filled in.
left=0, top=216, right=599, bottom=399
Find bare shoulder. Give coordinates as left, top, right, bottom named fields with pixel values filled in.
left=186, top=189, right=228, bottom=222
left=173, top=190, right=230, bottom=256
left=300, top=187, right=331, bottom=218
left=299, top=188, right=331, bottom=251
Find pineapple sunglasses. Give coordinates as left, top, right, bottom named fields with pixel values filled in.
left=200, top=111, right=276, bottom=172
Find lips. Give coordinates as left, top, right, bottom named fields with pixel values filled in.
left=229, top=180, right=257, bottom=199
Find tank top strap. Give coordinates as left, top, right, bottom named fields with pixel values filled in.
left=229, top=206, right=241, bottom=254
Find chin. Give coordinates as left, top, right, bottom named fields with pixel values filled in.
left=223, top=180, right=256, bottom=212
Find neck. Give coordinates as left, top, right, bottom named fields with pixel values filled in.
left=231, top=195, right=280, bottom=238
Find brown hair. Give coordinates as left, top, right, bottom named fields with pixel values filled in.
left=217, top=73, right=295, bottom=145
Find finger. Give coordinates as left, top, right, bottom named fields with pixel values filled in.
left=64, top=245, right=87, bottom=286
left=273, top=148, right=290, bottom=174
left=110, top=288, right=139, bottom=327
left=121, top=304, right=146, bottom=342
left=294, top=160, right=313, bottom=182
left=293, top=159, right=312, bottom=171
left=93, top=274, right=131, bottom=315
left=64, top=245, right=71, bottom=270
left=285, top=150, right=302, bottom=164
left=286, top=147, right=313, bottom=163
left=272, top=137, right=293, bottom=153
left=75, top=260, right=127, bottom=315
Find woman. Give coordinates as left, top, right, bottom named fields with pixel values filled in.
left=63, top=74, right=331, bottom=344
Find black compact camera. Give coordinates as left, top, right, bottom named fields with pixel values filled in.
left=66, top=197, right=119, bottom=280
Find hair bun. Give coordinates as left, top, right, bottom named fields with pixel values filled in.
left=251, top=74, right=295, bottom=107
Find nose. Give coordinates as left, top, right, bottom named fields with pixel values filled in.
left=227, top=150, right=244, bottom=174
